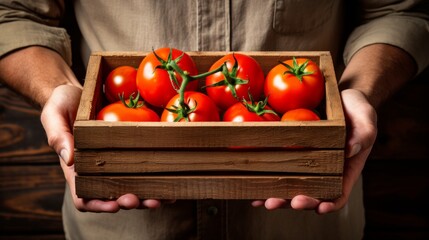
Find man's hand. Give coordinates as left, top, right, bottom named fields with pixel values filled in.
left=41, top=84, right=163, bottom=212
left=0, top=47, right=163, bottom=212
left=252, top=89, right=377, bottom=213
left=252, top=43, right=415, bottom=213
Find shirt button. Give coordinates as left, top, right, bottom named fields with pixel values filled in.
left=207, top=206, right=218, bottom=216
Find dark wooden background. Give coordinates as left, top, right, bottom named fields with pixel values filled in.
left=1, top=66, right=428, bottom=239
left=0, top=85, right=65, bottom=239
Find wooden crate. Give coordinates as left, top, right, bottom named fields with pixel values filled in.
left=73, top=51, right=345, bottom=200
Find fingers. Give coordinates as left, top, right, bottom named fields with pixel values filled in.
left=253, top=196, right=321, bottom=212
left=77, top=193, right=163, bottom=212
left=41, top=107, right=75, bottom=165
left=117, top=194, right=141, bottom=209
left=141, top=199, right=162, bottom=209
left=251, top=198, right=289, bottom=210
left=265, top=198, right=289, bottom=210
left=118, top=195, right=166, bottom=209
left=42, top=85, right=167, bottom=213
left=79, top=199, right=121, bottom=213
left=251, top=200, right=265, bottom=207
left=251, top=90, right=377, bottom=213
left=59, top=160, right=120, bottom=212
left=341, top=89, right=377, bottom=158
left=41, top=85, right=82, bottom=166
left=290, top=195, right=320, bottom=210
left=325, top=146, right=372, bottom=213
left=319, top=89, right=376, bottom=213
left=312, top=90, right=376, bottom=214
left=60, top=153, right=164, bottom=212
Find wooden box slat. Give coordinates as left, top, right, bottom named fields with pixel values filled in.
left=75, top=175, right=342, bottom=200
left=75, top=149, right=344, bottom=174
left=74, top=120, right=345, bottom=149
left=73, top=51, right=345, bottom=200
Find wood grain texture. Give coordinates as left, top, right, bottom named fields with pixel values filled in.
left=76, top=175, right=342, bottom=200
left=0, top=165, right=65, bottom=235
left=0, top=235, right=65, bottom=240
left=75, top=55, right=103, bottom=122
left=74, top=120, right=346, bottom=149
left=0, top=86, right=57, bottom=164
left=75, top=149, right=344, bottom=174
left=320, top=53, right=344, bottom=121
left=0, top=85, right=64, bottom=238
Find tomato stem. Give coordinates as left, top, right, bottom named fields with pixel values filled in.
left=189, top=64, right=224, bottom=79
left=202, top=53, right=248, bottom=99
left=280, top=57, right=314, bottom=82
left=119, top=91, right=144, bottom=108
left=153, top=48, right=228, bottom=121
left=242, top=92, right=277, bottom=116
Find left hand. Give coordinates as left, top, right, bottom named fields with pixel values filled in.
left=252, top=88, right=377, bottom=214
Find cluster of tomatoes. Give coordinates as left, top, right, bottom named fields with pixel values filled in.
left=97, top=48, right=325, bottom=122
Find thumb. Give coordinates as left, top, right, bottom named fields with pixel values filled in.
left=341, top=89, right=377, bottom=158
left=41, top=85, right=82, bottom=166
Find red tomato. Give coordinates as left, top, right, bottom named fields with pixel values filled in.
left=161, top=91, right=220, bottom=122
left=281, top=108, right=320, bottom=121
left=136, top=48, right=199, bottom=108
left=205, top=53, right=265, bottom=111
left=264, top=58, right=325, bottom=114
left=223, top=101, right=280, bottom=122
left=104, top=66, right=137, bottom=103
left=96, top=99, right=159, bottom=122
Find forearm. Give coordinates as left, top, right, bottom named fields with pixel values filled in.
left=0, top=46, right=81, bottom=108
left=339, top=43, right=417, bottom=109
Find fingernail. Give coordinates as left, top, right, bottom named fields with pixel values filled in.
left=348, top=144, right=361, bottom=158
left=60, top=149, right=69, bottom=163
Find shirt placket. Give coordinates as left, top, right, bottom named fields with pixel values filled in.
left=195, top=1, right=231, bottom=239
left=196, top=0, right=231, bottom=51
left=197, top=199, right=228, bottom=240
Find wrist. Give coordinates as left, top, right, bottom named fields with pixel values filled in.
left=0, top=46, right=81, bottom=108
left=339, top=44, right=416, bottom=109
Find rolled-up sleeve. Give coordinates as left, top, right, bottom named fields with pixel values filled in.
left=0, top=0, right=71, bottom=65
left=344, top=0, right=429, bottom=74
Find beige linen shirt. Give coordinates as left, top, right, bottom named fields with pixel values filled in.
left=1, top=0, right=428, bottom=72
left=1, top=1, right=428, bottom=239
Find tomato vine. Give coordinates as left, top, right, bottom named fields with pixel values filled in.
left=152, top=48, right=226, bottom=121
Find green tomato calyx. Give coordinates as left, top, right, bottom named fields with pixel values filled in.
left=119, top=91, right=145, bottom=108
left=280, top=57, right=314, bottom=82
left=242, top=92, right=277, bottom=116
left=203, top=53, right=248, bottom=99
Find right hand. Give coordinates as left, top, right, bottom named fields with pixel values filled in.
left=41, top=84, right=162, bottom=212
